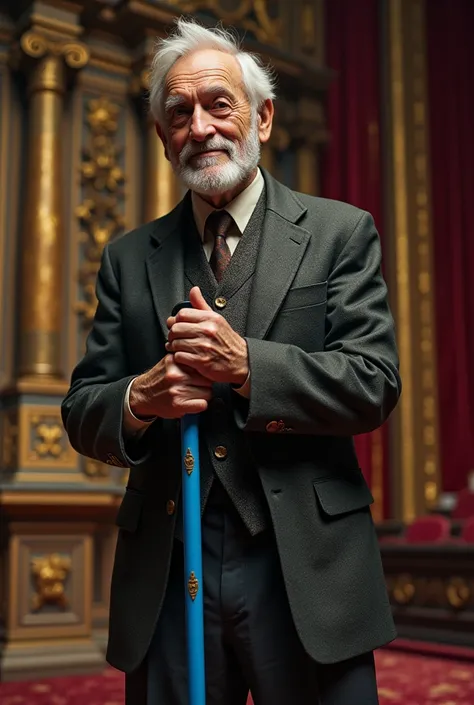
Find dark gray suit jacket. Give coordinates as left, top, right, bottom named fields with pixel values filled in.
left=62, top=169, right=401, bottom=673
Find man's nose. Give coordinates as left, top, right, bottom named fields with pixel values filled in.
left=189, top=107, right=216, bottom=142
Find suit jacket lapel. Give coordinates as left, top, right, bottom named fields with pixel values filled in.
left=246, top=170, right=311, bottom=339
left=145, top=196, right=188, bottom=340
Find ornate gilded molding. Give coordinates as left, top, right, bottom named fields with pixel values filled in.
left=175, top=0, right=281, bottom=45
left=75, top=97, right=126, bottom=328
left=31, top=553, right=72, bottom=611
left=74, top=96, right=126, bottom=481
left=387, top=572, right=472, bottom=612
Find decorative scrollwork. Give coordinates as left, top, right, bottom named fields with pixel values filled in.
left=31, top=415, right=64, bottom=459
left=176, top=0, right=281, bottom=45
left=20, top=32, right=49, bottom=59
left=19, top=31, right=89, bottom=69
left=446, top=577, right=471, bottom=610
left=31, top=553, right=71, bottom=611
left=390, top=573, right=415, bottom=605
left=75, top=98, right=126, bottom=327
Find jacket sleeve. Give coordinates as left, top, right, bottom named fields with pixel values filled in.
left=239, top=212, right=401, bottom=436
left=61, top=245, right=156, bottom=467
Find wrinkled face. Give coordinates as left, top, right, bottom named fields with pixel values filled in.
left=158, top=49, right=268, bottom=197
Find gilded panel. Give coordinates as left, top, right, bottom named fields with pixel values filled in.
left=18, top=405, right=77, bottom=470
left=70, top=89, right=127, bottom=362
left=66, top=76, right=130, bottom=483
left=8, top=524, right=93, bottom=640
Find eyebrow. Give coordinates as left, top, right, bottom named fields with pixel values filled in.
left=164, top=94, right=186, bottom=114
left=164, top=85, right=235, bottom=115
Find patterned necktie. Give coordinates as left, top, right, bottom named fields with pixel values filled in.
left=206, top=210, right=233, bottom=283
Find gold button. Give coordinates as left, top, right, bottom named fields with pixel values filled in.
left=215, top=297, right=227, bottom=309
left=214, top=445, right=228, bottom=460
left=166, top=500, right=176, bottom=515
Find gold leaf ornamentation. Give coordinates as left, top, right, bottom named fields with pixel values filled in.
left=184, top=448, right=195, bottom=475
left=188, top=571, right=199, bottom=601
left=75, top=98, right=125, bottom=328
left=31, top=553, right=72, bottom=611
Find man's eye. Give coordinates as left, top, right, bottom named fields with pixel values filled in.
left=213, top=101, right=230, bottom=110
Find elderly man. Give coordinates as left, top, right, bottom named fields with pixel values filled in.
left=62, top=18, right=401, bottom=705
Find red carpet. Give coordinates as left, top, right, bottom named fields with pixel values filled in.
left=1, top=650, right=474, bottom=704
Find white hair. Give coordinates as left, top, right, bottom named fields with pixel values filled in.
left=149, top=17, right=276, bottom=123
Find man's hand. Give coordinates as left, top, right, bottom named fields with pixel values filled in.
left=129, top=354, right=213, bottom=419
left=166, top=287, right=249, bottom=386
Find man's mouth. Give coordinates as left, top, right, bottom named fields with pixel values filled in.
left=191, top=149, right=227, bottom=160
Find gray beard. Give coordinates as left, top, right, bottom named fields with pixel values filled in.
left=171, top=120, right=261, bottom=197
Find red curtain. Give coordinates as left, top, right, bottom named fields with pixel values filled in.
left=322, top=0, right=389, bottom=517
left=427, top=1, right=474, bottom=491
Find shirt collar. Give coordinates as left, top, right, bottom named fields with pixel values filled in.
left=191, top=168, right=264, bottom=240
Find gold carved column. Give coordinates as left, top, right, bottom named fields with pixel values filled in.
left=383, top=0, right=440, bottom=521
left=132, top=66, right=180, bottom=221
left=16, top=32, right=88, bottom=380
left=259, top=141, right=275, bottom=175
left=296, top=140, right=320, bottom=196
left=145, top=116, right=181, bottom=220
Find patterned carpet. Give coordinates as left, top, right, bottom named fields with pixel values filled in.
left=1, top=650, right=474, bottom=704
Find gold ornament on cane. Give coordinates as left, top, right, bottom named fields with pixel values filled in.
left=188, top=572, right=199, bottom=601
left=184, top=448, right=195, bottom=475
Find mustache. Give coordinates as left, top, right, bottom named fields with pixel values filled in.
left=179, top=137, right=234, bottom=165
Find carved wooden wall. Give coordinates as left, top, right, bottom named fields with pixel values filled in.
left=0, top=0, right=330, bottom=680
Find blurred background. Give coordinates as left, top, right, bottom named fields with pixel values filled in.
left=0, top=0, right=473, bottom=703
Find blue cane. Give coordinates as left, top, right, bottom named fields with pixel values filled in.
left=172, top=301, right=206, bottom=705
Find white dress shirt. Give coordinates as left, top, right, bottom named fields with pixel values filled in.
left=123, top=168, right=264, bottom=435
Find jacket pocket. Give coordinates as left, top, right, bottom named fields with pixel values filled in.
left=313, top=473, right=374, bottom=517
left=115, top=487, right=145, bottom=533
left=280, top=281, right=328, bottom=312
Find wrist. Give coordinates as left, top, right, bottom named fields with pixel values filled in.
left=129, top=376, right=154, bottom=420
left=231, top=338, right=249, bottom=387
left=231, top=367, right=248, bottom=387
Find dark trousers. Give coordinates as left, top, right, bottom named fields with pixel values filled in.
left=126, top=484, right=379, bottom=705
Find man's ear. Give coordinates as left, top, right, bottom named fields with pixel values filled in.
left=155, top=122, right=170, bottom=162
left=257, top=99, right=274, bottom=145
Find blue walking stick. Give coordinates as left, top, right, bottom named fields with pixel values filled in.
left=172, top=301, right=206, bottom=705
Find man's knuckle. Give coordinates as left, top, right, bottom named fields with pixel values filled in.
left=170, top=394, right=181, bottom=408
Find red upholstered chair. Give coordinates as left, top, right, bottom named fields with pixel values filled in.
left=404, top=515, right=451, bottom=543
left=460, top=517, right=474, bottom=543
left=452, top=489, right=474, bottom=520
